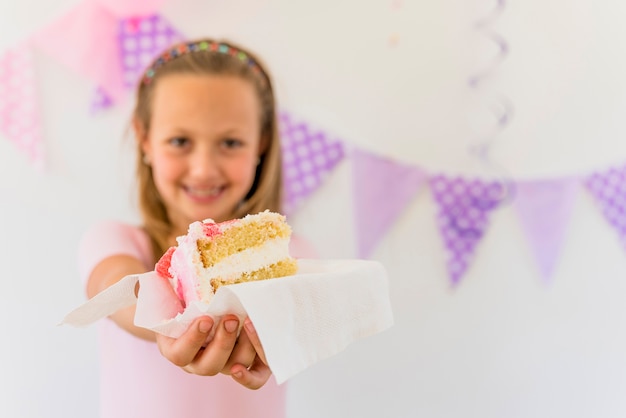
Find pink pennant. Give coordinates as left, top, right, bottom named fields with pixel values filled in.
left=585, top=165, right=626, bottom=249
left=94, top=0, right=167, bottom=17
left=513, top=178, right=578, bottom=282
left=430, top=175, right=505, bottom=286
left=352, top=149, right=425, bottom=258
left=0, top=44, right=44, bottom=169
left=279, top=112, right=346, bottom=216
left=117, top=14, right=184, bottom=90
left=30, top=1, right=125, bottom=102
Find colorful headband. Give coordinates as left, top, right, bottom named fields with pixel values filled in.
left=141, top=40, right=263, bottom=85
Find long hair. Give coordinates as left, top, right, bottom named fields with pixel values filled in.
left=132, top=39, right=283, bottom=261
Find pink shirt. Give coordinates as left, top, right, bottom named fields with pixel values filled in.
left=79, top=220, right=314, bottom=418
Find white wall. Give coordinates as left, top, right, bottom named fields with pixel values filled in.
left=2, top=1, right=626, bottom=417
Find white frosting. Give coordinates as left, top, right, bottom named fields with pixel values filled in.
left=169, top=215, right=291, bottom=304
left=196, top=238, right=291, bottom=302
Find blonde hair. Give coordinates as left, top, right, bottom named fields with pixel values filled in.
left=133, top=39, right=283, bottom=261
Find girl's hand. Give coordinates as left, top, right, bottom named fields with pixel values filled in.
left=227, top=318, right=272, bottom=389
left=155, top=315, right=272, bottom=389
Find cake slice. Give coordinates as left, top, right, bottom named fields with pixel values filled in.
left=155, top=211, right=298, bottom=305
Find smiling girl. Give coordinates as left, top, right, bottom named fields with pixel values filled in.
left=79, top=39, right=312, bottom=418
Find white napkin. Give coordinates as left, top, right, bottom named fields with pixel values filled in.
left=61, top=259, right=394, bottom=384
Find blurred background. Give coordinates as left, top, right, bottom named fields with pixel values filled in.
left=2, top=0, right=626, bottom=417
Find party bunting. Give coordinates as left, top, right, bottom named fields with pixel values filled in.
left=584, top=165, right=626, bottom=250
left=0, top=44, right=44, bottom=168
left=279, top=112, right=346, bottom=216
left=31, top=1, right=125, bottom=102
left=94, top=0, right=167, bottom=17
left=6, top=0, right=626, bottom=290
left=90, top=14, right=184, bottom=110
left=513, top=178, right=578, bottom=282
left=430, top=175, right=506, bottom=286
left=351, top=148, right=426, bottom=258
left=117, top=14, right=185, bottom=90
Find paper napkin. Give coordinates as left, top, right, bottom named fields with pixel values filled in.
left=62, top=259, right=394, bottom=383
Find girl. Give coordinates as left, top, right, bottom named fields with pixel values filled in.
left=79, top=38, right=312, bottom=418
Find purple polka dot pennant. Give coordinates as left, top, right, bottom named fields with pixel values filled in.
left=584, top=165, right=626, bottom=249
left=279, top=112, right=346, bottom=216
left=89, top=13, right=182, bottom=110
left=117, top=14, right=184, bottom=90
left=430, top=175, right=505, bottom=286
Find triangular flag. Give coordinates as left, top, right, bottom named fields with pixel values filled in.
left=279, top=112, right=346, bottom=215
left=94, top=0, right=167, bottom=17
left=117, top=14, right=185, bottom=90
left=30, top=1, right=125, bottom=102
left=90, top=86, right=114, bottom=113
left=584, top=165, right=626, bottom=249
left=430, top=175, right=506, bottom=286
left=513, top=178, right=578, bottom=282
left=0, top=43, right=44, bottom=169
left=90, top=14, right=184, bottom=110
left=352, top=148, right=425, bottom=258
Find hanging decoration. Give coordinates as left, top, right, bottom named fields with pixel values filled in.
left=279, top=112, right=346, bottom=216
left=430, top=175, right=505, bottom=286
left=0, top=44, right=44, bottom=169
left=91, top=13, right=183, bottom=111
left=117, top=14, right=184, bottom=91
left=584, top=165, right=626, bottom=249
left=31, top=1, right=125, bottom=103
left=2, top=0, right=626, bottom=289
left=351, top=148, right=425, bottom=258
left=421, top=0, right=515, bottom=285
left=467, top=0, right=514, bottom=199
left=513, top=178, right=578, bottom=281
left=90, top=86, right=114, bottom=114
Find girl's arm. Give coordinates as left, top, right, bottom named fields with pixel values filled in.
left=86, top=254, right=156, bottom=341
left=86, top=253, right=272, bottom=388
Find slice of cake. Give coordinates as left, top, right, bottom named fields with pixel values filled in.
left=155, top=211, right=298, bottom=305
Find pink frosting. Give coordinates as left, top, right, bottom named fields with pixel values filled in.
left=167, top=218, right=237, bottom=306
left=155, top=215, right=277, bottom=306
left=201, top=220, right=222, bottom=238
left=170, top=247, right=191, bottom=305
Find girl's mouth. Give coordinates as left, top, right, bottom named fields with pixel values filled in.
left=184, top=186, right=224, bottom=202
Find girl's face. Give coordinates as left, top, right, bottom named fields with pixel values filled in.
left=139, top=74, right=264, bottom=237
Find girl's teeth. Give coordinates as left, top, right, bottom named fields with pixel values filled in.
left=189, top=188, right=220, bottom=197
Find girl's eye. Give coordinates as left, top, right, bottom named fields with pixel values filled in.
left=223, top=138, right=243, bottom=149
left=168, top=137, right=189, bottom=148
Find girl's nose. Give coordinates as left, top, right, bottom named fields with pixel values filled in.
left=189, top=150, right=219, bottom=179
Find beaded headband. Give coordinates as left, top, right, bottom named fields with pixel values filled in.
left=141, top=40, right=263, bottom=86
